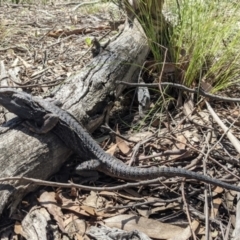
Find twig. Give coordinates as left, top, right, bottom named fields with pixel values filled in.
left=202, top=130, right=212, bottom=240
left=72, top=0, right=101, bottom=12
left=156, top=44, right=172, bottom=132
left=0, top=78, right=65, bottom=89
left=0, top=176, right=176, bottom=191
left=139, top=149, right=187, bottom=161
left=117, top=81, right=240, bottom=103
left=205, top=100, right=240, bottom=153
left=101, top=125, right=138, bottom=143
left=233, top=193, right=240, bottom=239
left=208, top=156, right=240, bottom=181
left=101, top=197, right=183, bottom=211
left=35, top=25, right=56, bottom=45
left=181, top=182, right=197, bottom=240
left=129, top=136, right=155, bottom=165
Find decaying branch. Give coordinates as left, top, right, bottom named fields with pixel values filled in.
left=0, top=21, right=149, bottom=215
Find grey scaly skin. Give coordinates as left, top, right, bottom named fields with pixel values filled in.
left=0, top=88, right=240, bottom=192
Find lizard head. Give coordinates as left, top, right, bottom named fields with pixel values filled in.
left=0, top=88, right=42, bottom=120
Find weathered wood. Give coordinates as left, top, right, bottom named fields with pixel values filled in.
left=0, top=22, right=149, bottom=215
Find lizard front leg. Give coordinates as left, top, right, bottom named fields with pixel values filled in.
left=23, top=113, right=59, bottom=134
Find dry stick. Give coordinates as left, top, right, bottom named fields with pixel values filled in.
left=184, top=143, right=205, bottom=170
left=35, top=25, right=57, bottom=45
left=225, top=219, right=232, bottom=240
left=234, top=193, right=240, bottom=239
left=139, top=149, right=187, bottom=161
left=169, top=134, right=240, bottom=182
left=0, top=78, right=65, bottom=89
left=208, top=156, right=240, bottom=181
left=103, top=124, right=188, bottom=163
left=167, top=134, right=240, bottom=181
left=101, top=125, right=137, bottom=144
left=117, top=81, right=240, bottom=103
left=181, top=182, right=197, bottom=240
left=72, top=0, right=101, bottom=11
left=129, top=136, right=155, bottom=166
left=169, top=135, right=205, bottom=155
left=0, top=176, right=177, bottom=191
left=101, top=197, right=182, bottom=211
left=202, top=130, right=212, bottom=240
left=0, top=176, right=223, bottom=192
left=188, top=205, right=222, bottom=226
left=111, top=188, right=206, bottom=212
left=46, top=35, right=74, bottom=49
left=205, top=100, right=240, bottom=154
left=157, top=45, right=172, bottom=132
left=216, top=140, right=240, bottom=166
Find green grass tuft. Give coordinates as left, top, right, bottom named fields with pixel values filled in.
left=165, top=0, right=240, bottom=90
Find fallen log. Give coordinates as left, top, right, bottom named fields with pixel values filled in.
left=0, top=21, right=149, bottom=215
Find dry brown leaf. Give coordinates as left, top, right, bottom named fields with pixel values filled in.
left=122, top=188, right=143, bottom=198
left=226, top=190, right=237, bottom=227
left=210, top=198, right=222, bottom=218
left=201, top=81, right=213, bottom=92
left=38, top=191, right=65, bottom=232
left=30, top=67, right=48, bottom=78
left=170, top=220, right=200, bottom=240
left=66, top=206, right=91, bottom=217
left=82, top=191, right=110, bottom=217
left=104, top=214, right=184, bottom=239
left=128, top=132, right=153, bottom=142
left=116, top=129, right=131, bottom=155
left=196, top=226, right=205, bottom=235
left=63, top=214, right=79, bottom=227
left=55, top=191, right=63, bottom=205
left=174, top=134, right=187, bottom=150
left=213, top=186, right=224, bottom=194
left=75, top=234, right=84, bottom=240
left=169, top=134, right=188, bottom=159
left=162, top=62, right=176, bottom=74
left=65, top=219, right=87, bottom=240
left=106, top=143, right=117, bottom=156
left=47, top=27, right=110, bottom=38
left=151, top=118, right=161, bottom=127
left=17, top=56, right=32, bottom=69
left=70, top=187, right=78, bottom=197
left=84, top=191, right=106, bottom=208
left=117, top=191, right=144, bottom=200
left=99, top=191, right=119, bottom=197
left=231, top=109, right=240, bottom=118
left=137, top=203, right=180, bottom=218
left=81, top=205, right=96, bottom=216
left=183, top=98, right=194, bottom=117
left=211, top=229, right=219, bottom=238
left=61, top=197, right=94, bottom=216
left=70, top=15, right=78, bottom=25
left=14, top=221, right=23, bottom=235
left=11, top=58, right=19, bottom=67
left=191, top=135, right=200, bottom=143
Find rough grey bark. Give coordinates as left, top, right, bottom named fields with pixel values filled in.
left=0, top=22, right=149, bottom=215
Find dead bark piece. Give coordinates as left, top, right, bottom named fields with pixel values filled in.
left=88, top=225, right=151, bottom=240
left=21, top=207, right=60, bottom=240
left=0, top=21, right=149, bottom=215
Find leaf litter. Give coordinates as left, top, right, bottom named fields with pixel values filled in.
left=1, top=1, right=240, bottom=240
